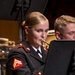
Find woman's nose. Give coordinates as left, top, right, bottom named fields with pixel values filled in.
left=42, top=32, right=47, bottom=38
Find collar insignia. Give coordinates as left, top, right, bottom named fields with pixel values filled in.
left=17, top=43, right=30, bottom=52
left=26, top=48, right=30, bottom=51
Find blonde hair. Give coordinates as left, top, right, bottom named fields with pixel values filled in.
left=23, top=11, right=48, bottom=27
left=54, top=15, right=75, bottom=32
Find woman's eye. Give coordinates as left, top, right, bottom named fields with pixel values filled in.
left=36, top=30, right=42, bottom=32
left=45, top=30, right=48, bottom=33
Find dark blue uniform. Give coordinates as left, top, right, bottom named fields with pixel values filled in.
left=6, top=41, right=47, bottom=75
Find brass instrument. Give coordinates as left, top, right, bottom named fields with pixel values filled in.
left=0, top=38, right=15, bottom=58
left=43, top=30, right=56, bottom=49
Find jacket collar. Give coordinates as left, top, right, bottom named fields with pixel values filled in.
left=22, top=41, right=47, bottom=63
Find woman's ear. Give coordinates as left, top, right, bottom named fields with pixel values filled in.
left=24, top=26, right=29, bottom=34
left=55, top=31, right=62, bottom=40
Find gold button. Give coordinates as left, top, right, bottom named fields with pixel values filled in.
left=20, top=43, right=22, bottom=46
left=38, top=72, right=42, bottom=75
left=27, top=48, right=30, bottom=51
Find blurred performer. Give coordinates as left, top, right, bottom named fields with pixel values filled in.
left=54, top=15, right=75, bottom=75
left=54, top=15, right=75, bottom=40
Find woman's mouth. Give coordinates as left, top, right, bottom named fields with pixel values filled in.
left=41, top=39, right=49, bottom=45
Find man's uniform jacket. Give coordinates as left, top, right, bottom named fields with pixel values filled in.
left=6, top=41, right=47, bottom=75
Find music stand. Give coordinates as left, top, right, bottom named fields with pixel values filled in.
left=43, top=40, right=75, bottom=75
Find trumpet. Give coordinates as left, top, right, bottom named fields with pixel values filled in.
left=41, top=39, right=49, bottom=45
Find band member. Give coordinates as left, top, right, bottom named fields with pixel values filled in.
left=6, top=11, right=49, bottom=75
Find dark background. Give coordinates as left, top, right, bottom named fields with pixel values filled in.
left=44, top=0, right=75, bottom=29
left=0, top=0, right=75, bottom=42
left=0, top=0, right=75, bottom=29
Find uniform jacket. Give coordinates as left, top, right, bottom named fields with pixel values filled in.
left=6, top=41, right=47, bottom=75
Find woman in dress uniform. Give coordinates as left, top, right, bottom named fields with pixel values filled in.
left=6, top=11, right=49, bottom=75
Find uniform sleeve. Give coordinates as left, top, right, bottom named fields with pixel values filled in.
left=6, top=48, right=33, bottom=75
left=6, top=48, right=43, bottom=75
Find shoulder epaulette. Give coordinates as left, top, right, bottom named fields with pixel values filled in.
left=16, top=43, right=30, bottom=53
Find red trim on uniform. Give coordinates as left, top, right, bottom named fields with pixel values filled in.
left=17, top=43, right=30, bottom=52
left=22, top=43, right=30, bottom=52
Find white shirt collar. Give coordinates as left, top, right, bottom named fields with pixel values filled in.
left=32, top=46, right=42, bottom=53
